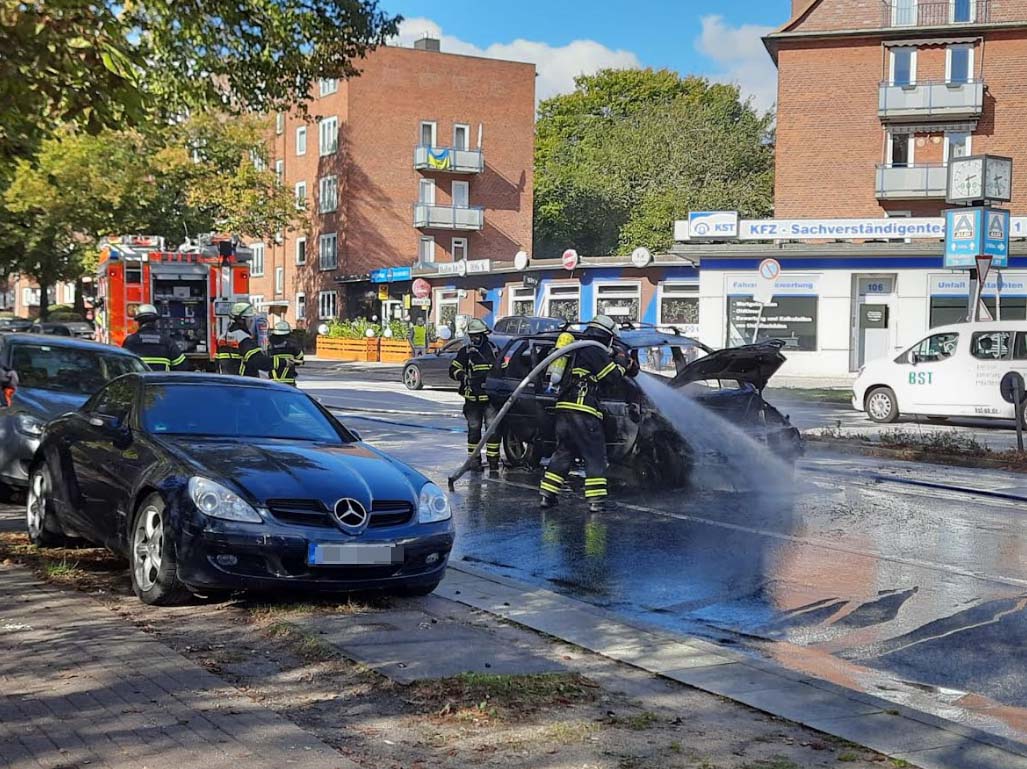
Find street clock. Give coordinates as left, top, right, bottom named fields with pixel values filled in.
left=947, top=154, right=1013, bottom=204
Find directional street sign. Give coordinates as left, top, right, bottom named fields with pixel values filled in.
left=984, top=208, right=1011, bottom=267
left=944, top=207, right=1010, bottom=269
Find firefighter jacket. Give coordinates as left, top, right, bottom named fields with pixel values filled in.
left=268, top=337, right=304, bottom=384
left=449, top=340, right=498, bottom=403
left=1, top=367, right=17, bottom=407
left=555, top=344, right=629, bottom=420
left=216, top=324, right=271, bottom=377
left=123, top=323, right=188, bottom=371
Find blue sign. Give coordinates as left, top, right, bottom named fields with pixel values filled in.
left=369, top=266, right=413, bottom=283
left=688, top=211, right=739, bottom=239
left=983, top=208, right=1010, bottom=268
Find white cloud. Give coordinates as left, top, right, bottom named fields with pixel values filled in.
left=391, top=17, right=641, bottom=103
left=696, top=15, right=777, bottom=113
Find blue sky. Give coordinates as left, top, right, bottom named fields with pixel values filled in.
left=387, top=0, right=792, bottom=110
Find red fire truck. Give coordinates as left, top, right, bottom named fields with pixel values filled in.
left=95, top=235, right=252, bottom=370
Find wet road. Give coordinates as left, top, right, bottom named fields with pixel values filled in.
left=300, top=378, right=1027, bottom=745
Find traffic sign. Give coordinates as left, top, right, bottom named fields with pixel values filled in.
left=412, top=278, right=431, bottom=299
left=984, top=209, right=1010, bottom=267
left=754, top=258, right=781, bottom=305
left=562, top=249, right=579, bottom=271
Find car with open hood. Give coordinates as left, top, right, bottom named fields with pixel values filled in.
left=484, top=326, right=802, bottom=487
left=26, top=373, right=454, bottom=605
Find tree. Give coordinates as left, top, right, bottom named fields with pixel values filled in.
left=0, top=0, right=400, bottom=166
left=533, top=69, right=775, bottom=258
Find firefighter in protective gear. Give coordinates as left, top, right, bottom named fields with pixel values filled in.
left=122, top=304, right=189, bottom=371
left=268, top=321, right=304, bottom=386
left=216, top=302, right=272, bottom=377
left=540, top=315, right=637, bottom=513
left=449, top=318, right=501, bottom=474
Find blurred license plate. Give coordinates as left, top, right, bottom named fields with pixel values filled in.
left=307, top=543, right=402, bottom=566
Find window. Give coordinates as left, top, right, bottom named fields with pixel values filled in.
left=727, top=296, right=819, bottom=351
left=1015, top=333, right=1027, bottom=360
left=545, top=284, right=580, bottom=323
left=296, top=292, right=306, bottom=321
left=510, top=286, right=535, bottom=317
left=419, top=178, right=435, bottom=205
left=887, top=132, right=914, bottom=167
left=275, top=112, right=285, bottom=134
left=251, top=150, right=266, bottom=171
left=952, top=0, right=975, bottom=23
left=452, top=180, right=469, bottom=208
left=250, top=294, right=265, bottom=311
left=420, top=121, right=436, bottom=147
left=295, top=126, right=307, bottom=156
left=907, top=332, right=959, bottom=363
left=892, top=0, right=916, bottom=25
left=318, top=233, right=338, bottom=271
left=319, top=116, right=338, bottom=156
left=11, top=344, right=145, bottom=395
left=318, top=291, right=338, bottom=319
left=319, top=175, right=338, bottom=213
left=295, top=181, right=307, bottom=210
left=947, top=44, right=973, bottom=84
left=971, top=331, right=1010, bottom=360
left=251, top=243, right=265, bottom=277
left=452, top=237, right=468, bottom=262
left=274, top=159, right=284, bottom=185
left=944, top=131, right=972, bottom=162
left=295, top=236, right=307, bottom=265
left=419, top=236, right=435, bottom=265
left=930, top=297, right=1026, bottom=326
left=274, top=266, right=284, bottom=295
left=90, top=378, right=136, bottom=422
left=319, top=78, right=338, bottom=97
left=660, top=283, right=700, bottom=330
left=595, top=282, right=642, bottom=323
left=890, top=47, right=916, bottom=86
left=454, top=124, right=470, bottom=150
left=435, top=290, right=459, bottom=330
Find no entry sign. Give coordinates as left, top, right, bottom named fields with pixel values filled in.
left=562, top=249, right=579, bottom=271
left=412, top=278, right=431, bottom=299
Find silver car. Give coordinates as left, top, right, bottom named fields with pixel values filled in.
left=0, top=334, right=146, bottom=490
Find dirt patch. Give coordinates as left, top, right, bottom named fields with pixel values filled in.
left=0, top=531, right=130, bottom=592
left=808, top=432, right=1027, bottom=473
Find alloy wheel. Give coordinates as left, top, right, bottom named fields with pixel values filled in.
left=25, top=472, right=46, bottom=539
left=133, top=505, right=164, bottom=592
left=404, top=366, right=421, bottom=389
left=867, top=391, right=893, bottom=421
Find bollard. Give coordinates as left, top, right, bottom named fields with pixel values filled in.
left=1017, top=377, right=1025, bottom=453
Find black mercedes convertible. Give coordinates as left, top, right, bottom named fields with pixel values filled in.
left=26, top=373, right=455, bottom=605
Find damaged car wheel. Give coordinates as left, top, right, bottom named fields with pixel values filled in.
left=502, top=429, right=541, bottom=468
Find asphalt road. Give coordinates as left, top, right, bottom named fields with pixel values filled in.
left=300, top=372, right=1027, bottom=745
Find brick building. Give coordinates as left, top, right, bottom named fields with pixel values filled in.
left=768, top=0, right=1027, bottom=218
left=249, top=39, right=535, bottom=328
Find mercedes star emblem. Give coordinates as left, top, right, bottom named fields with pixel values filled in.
left=333, top=498, right=369, bottom=533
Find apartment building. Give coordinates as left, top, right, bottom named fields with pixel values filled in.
left=249, top=39, right=535, bottom=328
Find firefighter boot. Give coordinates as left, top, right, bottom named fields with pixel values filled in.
left=540, top=493, right=558, bottom=509
left=588, top=499, right=605, bottom=514
left=488, top=458, right=500, bottom=477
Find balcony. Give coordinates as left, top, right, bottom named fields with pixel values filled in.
left=883, top=0, right=990, bottom=27
left=413, top=204, right=484, bottom=231
left=413, top=145, right=484, bottom=174
left=879, top=80, right=984, bottom=121
left=876, top=164, right=948, bottom=199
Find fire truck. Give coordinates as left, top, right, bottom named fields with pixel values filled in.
left=95, top=235, right=253, bottom=369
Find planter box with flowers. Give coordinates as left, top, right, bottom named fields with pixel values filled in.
left=380, top=339, right=414, bottom=363
left=316, top=336, right=380, bottom=362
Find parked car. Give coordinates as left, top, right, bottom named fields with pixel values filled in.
left=853, top=321, right=1027, bottom=426
left=0, top=334, right=147, bottom=491
left=59, top=321, right=96, bottom=339
left=492, top=315, right=565, bottom=337
left=26, top=373, right=455, bottom=605
left=0, top=317, right=33, bottom=334
left=484, top=327, right=803, bottom=487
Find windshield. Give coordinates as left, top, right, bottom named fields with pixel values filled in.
left=141, top=383, right=348, bottom=443
left=10, top=343, right=146, bottom=394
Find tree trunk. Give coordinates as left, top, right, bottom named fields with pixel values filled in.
left=73, top=277, right=86, bottom=316
left=37, top=279, right=50, bottom=320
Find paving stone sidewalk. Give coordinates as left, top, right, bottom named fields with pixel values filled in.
left=0, top=565, right=355, bottom=769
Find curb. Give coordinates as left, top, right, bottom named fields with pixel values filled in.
left=440, top=563, right=1027, bottom=769
left=807, top=436, right=1027, bottom=475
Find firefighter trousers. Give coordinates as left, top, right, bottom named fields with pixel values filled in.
left=540, top=411, right=609, bottom=501
left=464, top=401, right=500, bottom=466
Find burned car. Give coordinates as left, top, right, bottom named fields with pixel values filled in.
left=484, top=327, right=802, bottom=487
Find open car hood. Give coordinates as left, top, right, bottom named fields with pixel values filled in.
left=669, top=342, right=787, bottom=392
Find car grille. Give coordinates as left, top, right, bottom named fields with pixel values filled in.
left=265, top=498, right=414, bottom=529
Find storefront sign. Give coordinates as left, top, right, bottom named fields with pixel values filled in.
left=411, top=297, right=431, bottom=307
left=944, top=207, right=1010, bottom=268
left=466, top=259, right=491, bottom=274
left=727, top=296, right=818, bottom=351
left=370, top=266, right=413, bottom=283
left=858, top=277, right=894, bottom=295
left=929, top=272, right=1027, bottom=297
left=435, top=261, right=467, bottom=276
left=523, top=274, right=540, bottom=288
left=726, top=274, right=819, bottom=297
left=688, top=211, right=739, bottom=239
left=377, top=285, right=389, bottom=301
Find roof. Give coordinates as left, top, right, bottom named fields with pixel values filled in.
left=133, top=372, right=296, bottom=389
left=1, top=333, right=139, bottom=355
left=932, top=320, right=1027, bottom=333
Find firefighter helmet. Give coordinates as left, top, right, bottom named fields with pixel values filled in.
left=587, top=314, right=617, bottom=335
left=466, top=318, right=490, bottom=336
left=230, top=301, right=256, bottom=320
left=270, top=320, right=291, bottom=336
left=135, top=304, right=160, bottom=325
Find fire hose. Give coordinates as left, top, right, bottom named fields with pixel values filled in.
left=447, top=339, right=610, bottom=490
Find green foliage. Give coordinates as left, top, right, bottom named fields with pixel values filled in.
left=327, top=318, right=381, bottom=339
left=534, top=68, right=774, bottom=258
left=0, top=1, right=400, bottom=166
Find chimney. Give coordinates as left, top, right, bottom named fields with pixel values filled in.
left=414, top=35, right=441, bottom=52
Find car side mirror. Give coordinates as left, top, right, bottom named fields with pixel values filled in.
left=349, top=428, right=362, bottom=442
left=910, top=352, right=919, bottom=365
left=88, top=414, right=130, bottom=442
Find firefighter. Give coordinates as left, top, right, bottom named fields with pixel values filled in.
left=449, top=318, right=501, bottom=474
left=268, top=321, right=304, bottom=386
left=1, top=366, right=17, bottom=407
left=122, top=304, right=188, bottom=371
left=216, top=302, right=272, bottom=377
left=539, top=315, right=638, bottom=513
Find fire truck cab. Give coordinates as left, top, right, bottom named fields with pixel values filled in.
left=95, top=235, right=252, bottom=369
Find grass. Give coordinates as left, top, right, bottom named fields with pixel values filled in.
left=44, top=558, right=83, bottom=580
left=890, top=761, right=912, bottom=768
left=263, top=620, right=339, bottom=661
left=0, top=532, right=127, bottom=591
left=408, top=672, right=598, bottom=721
left=838, top=753, right=860, bottom=762
left=741, top=760, right=800, bottom=769
left=768, top=387, right=853, bottom=405
left=245, top=595, right=388, bottom=621
left=542, top=720, right=599, bottom=744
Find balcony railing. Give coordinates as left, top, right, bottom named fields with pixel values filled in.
left=879, top=80, right=984, bottom=120
left=413, top=145, right=484, bottom=174
left=884, top=0, right=991, bottom=27
left=413, top=203, right=484, bottom=230
left=875, top=164, right=948, bottom=199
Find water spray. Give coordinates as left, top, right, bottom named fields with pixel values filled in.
left=446, top=340, right=610, bottom=490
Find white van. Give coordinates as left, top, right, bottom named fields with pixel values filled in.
left=852, top=321, right=1027, bottom=426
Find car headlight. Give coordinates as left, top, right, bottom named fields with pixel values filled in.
left=15, top=414, right=44, bottom=437
left=187, top=477, right=263, bottom=524
left=418, top=482, right=451, bottom=524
